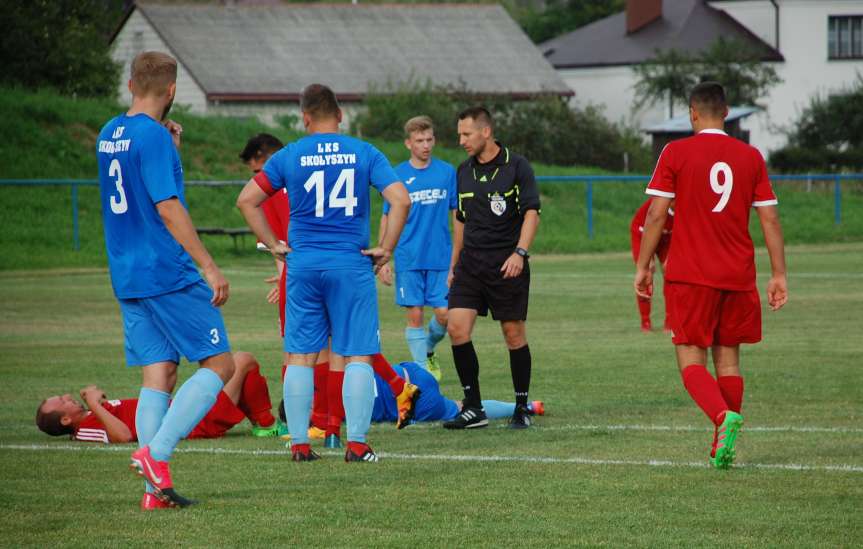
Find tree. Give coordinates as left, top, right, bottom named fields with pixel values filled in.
left=632, top=38, right=782, bottom=117
left=506, top=0, right=624, bottom=44
left=0, top=0, right=125, bottom=97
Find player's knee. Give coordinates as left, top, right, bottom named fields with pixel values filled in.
left=434, top=309, right=448, bottom=327
left=447, top=322, right=469, bottom=343
left=203, top=352, right=235, bottom=383
left=501, top=324, right=526, bottom=349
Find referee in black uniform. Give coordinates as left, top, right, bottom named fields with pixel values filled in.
left=444, top=106, right=541, bottom=430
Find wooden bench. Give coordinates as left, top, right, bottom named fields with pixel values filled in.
left=196, top=227, right=253, bottom=250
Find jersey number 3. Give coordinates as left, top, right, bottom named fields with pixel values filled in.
left=709, top=161, right=733, bottom=213
left=303, top=168, right=358, bottom=217
left=109, top=158, right=128, bottom=215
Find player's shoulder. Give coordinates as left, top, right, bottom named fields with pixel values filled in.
left=430, top=157, right=455, bottom=170
left=456, top=157, right=472, bottom=174
left=98, top=113, right=125, bottom=137
left=394, top=159, right=412, bottom=173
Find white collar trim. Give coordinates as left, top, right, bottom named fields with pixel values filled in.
left=699, top=129, right=728, bottom=136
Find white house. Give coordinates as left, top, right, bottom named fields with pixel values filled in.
left=541, top=0, right=863, bottom=157
left=110, top=1, right=571, bottom=125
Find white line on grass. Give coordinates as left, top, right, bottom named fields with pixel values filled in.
left=390, top=423, right=863, bottom=434
left=2, top=443, right=861, bottom=474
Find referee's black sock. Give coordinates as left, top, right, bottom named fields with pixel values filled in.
left=451, top=341, right=482, bottom=409
left=509, top=344, right=531, bottom=407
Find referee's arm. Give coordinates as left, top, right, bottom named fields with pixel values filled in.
left=501, top=159, right=541, bottom=279
left=449, top=211, right=464, bottom=287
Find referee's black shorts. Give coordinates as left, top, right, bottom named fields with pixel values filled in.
left=448, top=247, right=530, bottom=321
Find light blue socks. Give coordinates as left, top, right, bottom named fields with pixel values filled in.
left=136, top=387, right=169, bottom=492
left=343, top=362, right=375, bottom=443
left=481, top=400, right=516, bottom=419
left=283, top=365, right=314, bottom=445
left=426, top=317, right=447, bottom=353
left=405, top=327, right=427, bottom=365
left=149, top=368, right=223, bottom=461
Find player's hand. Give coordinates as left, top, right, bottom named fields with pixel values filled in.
left=500, top=253, right=524, bottom=279
left=80, top=385, right=106, bottom=406
left=377, top=263, right=393, bottom=286
left=766, top=274, right=788, bottom=311
left=447, top=268, right=455, bottom=288
left=265, top=275, right=280, bottom=304
left=270, top=241, right=290, bottom=263
left=361, top=247, right=393, bottom=274
left=163, top=119, right=183, bottom=148
left=203, top=263, right=230, bottom=306
left=634, top=267, right=653, bottom=299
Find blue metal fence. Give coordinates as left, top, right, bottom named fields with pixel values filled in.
left=1, top=174, right=860, bottom=250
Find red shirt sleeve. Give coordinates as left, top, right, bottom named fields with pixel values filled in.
left=646, top=144, right=677, bottom=198
left=260, top=190, right=290, bottom=242
left=751, top=150, right=778, bottom=207
left=630, top=199, right=651, bottom=233
left=254, top=171, right=277, bottom=196
left=73, top=400, right=136, bottom=443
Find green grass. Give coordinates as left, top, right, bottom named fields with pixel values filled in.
left=0, top=244, right=861, bottom=546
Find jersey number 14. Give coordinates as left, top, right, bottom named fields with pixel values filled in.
left=303, top=168, right=358, bottom=217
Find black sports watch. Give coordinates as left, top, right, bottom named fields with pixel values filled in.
left=515, top=247, right=530, bottom=259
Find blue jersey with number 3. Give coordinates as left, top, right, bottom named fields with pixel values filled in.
left=96, top=113, right=200, bottom=299
left=262, top=133, right=399, bottom=270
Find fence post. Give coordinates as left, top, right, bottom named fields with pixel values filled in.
left=72, top=183, right=80, bottom=251
left=833, top=175, right=841, bottom=226
left=586, top=179, right=594, bottom=239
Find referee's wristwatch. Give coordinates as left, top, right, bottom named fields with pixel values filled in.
left=515, top=247, right=530, bottom=259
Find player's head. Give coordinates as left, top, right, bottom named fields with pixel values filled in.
left=128, top=51, right=178, bottom=120
left=239, top=133, right=284, bottom=174
left=35, top=394, right=86, bottom=436
left=404, top=115, right=435, bottom=163
left=300, top=83, right=343, bottom=130
left=688, top=81, right=729, bottom=131
left=457, top=106, right=494, bottom=157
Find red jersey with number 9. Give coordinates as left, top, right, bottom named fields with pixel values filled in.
left=646, top=129, right=777, bottom=291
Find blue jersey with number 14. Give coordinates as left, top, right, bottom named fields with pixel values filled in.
left=96, top=113, right=200, bottom=299
left=262, top=133, right=399, bottom=270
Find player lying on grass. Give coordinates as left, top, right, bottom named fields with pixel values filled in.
left=36, top=352, right=276, bottom=509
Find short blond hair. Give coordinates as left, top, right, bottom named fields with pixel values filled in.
left=404, top=115, right=434, bottom=138
left=130, top=51, right=178, bottom=97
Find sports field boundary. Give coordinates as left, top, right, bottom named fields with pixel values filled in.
left=3, top=443, right=860, bottom=474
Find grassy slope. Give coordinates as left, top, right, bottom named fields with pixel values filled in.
left=0, top=244, right=860, bottom=546
left=2, top=87, right=863, bottom=270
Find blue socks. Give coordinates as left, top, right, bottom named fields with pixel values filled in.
left=481, top=400, right=516, bottom=420
left=405, top=327, right=427, bottom=365
left=342, top=362, right=375, bottom=443
left=136, top=387, right=169, bottom=492
left=149, top=368, right=223, bottom=461
left=426, top=317, right=446, bottom=353
left=283, top=365, right=314, bottom=445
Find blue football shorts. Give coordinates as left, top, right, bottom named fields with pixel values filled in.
left=395, top=269, right=449, bottom=308
left=118, top=280, right=231, bottom=366
left=284, top=268, right=380, bottom=356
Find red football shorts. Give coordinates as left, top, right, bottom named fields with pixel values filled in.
left=666, top=282, right=762, bottom=348
left=187, top=391, right=245, bottom=439
left=630, top=230, right=671, bottom=265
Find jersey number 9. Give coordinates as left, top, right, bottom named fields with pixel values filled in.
left=709, top=161, right=733, bottom=213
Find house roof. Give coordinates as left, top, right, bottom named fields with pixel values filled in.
left=540, top=0, right=783, bottom=69
left=120, top=2, right=572, bottom=101
left=642, top=105, right=759, bottom=133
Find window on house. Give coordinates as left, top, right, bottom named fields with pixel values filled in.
left=829, top=16, right=863, bottom=59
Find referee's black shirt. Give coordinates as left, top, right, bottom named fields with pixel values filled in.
left=456, top=142, right=541, bottom=250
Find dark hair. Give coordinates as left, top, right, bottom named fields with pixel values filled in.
left=239, top=133, right=284, bottom=162
left=300, top=83, right=340, bottom=119
left=35, top=400, right=72, bottom=437
left=689, top=81, right=727, bottom=118
left=458, top=106, right=494, bottom=130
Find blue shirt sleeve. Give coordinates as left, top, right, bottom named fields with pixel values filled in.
left=139, top=126, right=179, bottom=204
left=262, top=147, right=289, bottom=192
left=447, top=164, right=458, bottom=210
left=368, top=146, right=399, bottom=193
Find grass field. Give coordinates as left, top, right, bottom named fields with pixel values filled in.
left=1, top=243, right=861, bottom=547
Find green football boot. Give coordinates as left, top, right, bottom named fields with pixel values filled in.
left=425, top=353, right=442, bottom=382
left=710, top=411, right=744, bottom=470
left=251, top=423, right=279, bottom=438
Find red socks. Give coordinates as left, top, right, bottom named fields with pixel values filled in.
left=680, top=364, right=729, bottom=426
left=311, top=362, right=329, bottom=430
left=371, top=353, right=405, bottom=396
left=238, top=364, right=276, bottom=427
left=717, top=375, right=744, bottom=413
left=326, top=369, right=345, bottom=437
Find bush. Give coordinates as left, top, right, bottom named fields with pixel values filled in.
left=354, top=81, right=651, bottom=171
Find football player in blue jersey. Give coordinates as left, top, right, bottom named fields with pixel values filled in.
left=377, top=116, right=458, bottom=382
left=95, top=52, right=237, bottom=508
left=370, top=361, right=545, bottom=426
left=237, top=84, right=411, bottom=463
